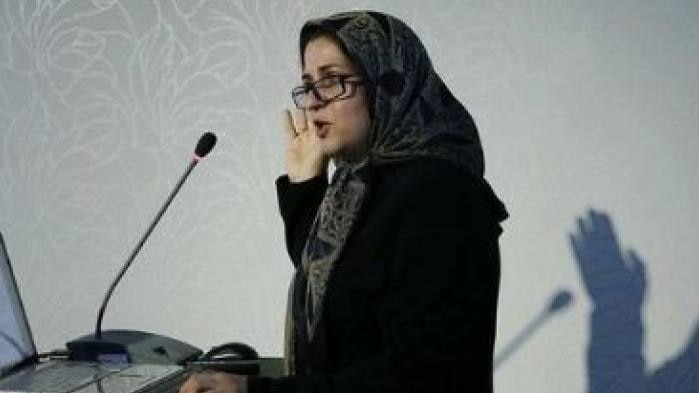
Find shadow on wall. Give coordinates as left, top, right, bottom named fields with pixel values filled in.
left=570, top=209, right=699, bottom=393
left=493, top=288, right=573, bottom=370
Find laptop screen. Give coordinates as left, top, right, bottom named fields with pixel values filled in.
left=0, top=233, right=36, bottom=375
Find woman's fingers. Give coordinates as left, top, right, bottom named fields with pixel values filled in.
left=178, top=374, right=204, bottom=393
left=179, top=372, right=240, bottom=393
left=178, top=372, right=245, bottom=393
left=283, top=109, right=296, bottom=144
left=283, top=108, right=312, bottom=145
left=292, top=108, right=308, bottom=134
left=283, top=106, right=328, bottom=183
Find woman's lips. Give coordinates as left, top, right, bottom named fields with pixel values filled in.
left=314, top=120, right=331, bottom=138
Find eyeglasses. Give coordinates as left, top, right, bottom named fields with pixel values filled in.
left=291, top=74, right=364, bottom=109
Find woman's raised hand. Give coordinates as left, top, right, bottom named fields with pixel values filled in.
left=283, top=109, right=328, bottom=183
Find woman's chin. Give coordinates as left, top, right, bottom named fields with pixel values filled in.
left=323, top=138, right=368, bottom=163
left=321, top=141, right=340, bottom=157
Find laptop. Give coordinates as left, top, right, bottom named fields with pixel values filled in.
left=0, top=231, right=188, bottom=393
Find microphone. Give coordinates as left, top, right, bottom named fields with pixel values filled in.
left=94, top=131, right=217, bottom=338
left=194, top=131, right=217, bottom=160
left=66, top=132, right=217, bottom=365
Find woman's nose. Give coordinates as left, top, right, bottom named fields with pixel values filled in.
left=305, top=90, right=325, bottom=111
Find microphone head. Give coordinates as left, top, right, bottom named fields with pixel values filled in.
left=194, top=132, right=217, bottom=159
left=547, top=289, right=574, bottom=313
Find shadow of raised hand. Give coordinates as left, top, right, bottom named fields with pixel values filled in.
left=570, top=209, right=646, bottom=308
left=570, top=208, right=699, bottom=392
left=569, top=209, right=646, bottom=393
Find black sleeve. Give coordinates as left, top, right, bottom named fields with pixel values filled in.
left=253, top=170, right=502, bottom=393
left=275, top=174, right=328, bottom=267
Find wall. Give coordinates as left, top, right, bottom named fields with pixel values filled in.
left=1, top=1, right=698, bottom=392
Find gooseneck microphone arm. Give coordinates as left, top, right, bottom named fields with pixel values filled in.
left=94, top=160, right=196, bottom=339
left=94, top=132, right=217, bottom=339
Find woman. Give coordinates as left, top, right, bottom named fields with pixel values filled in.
left=180, top=10, right=507, bottom=393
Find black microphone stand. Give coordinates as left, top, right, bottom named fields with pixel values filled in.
left=67, top=133, right=216, bottom=365
left=94, top=158, right=198, bottom=339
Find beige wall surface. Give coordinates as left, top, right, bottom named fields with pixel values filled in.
left=1, top=1, right=698, bottom=392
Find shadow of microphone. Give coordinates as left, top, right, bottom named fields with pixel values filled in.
left=493, top=288, right=574, bottom=370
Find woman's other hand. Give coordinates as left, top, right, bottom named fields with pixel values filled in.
left=178, top=372, right=247, bottom=393
left=283, top=108, right=328, bottom=183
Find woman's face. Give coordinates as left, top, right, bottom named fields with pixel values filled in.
left=302, top=35, right=371, bottom=161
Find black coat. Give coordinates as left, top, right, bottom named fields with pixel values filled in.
left=250, top=157, right=504, bottom=393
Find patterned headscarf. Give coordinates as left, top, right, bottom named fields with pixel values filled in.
left=284, top=10, right=507, bottom=375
